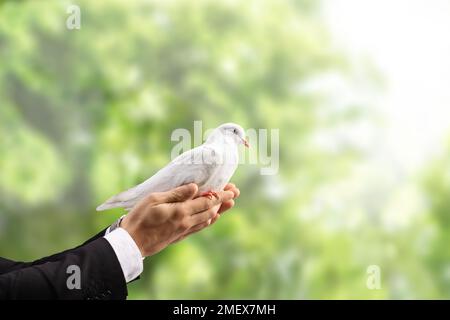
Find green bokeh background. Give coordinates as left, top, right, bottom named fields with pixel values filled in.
left=0, top=0, right=449, bottom=299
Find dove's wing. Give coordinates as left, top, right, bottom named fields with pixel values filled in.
left=96, top=144, right=222, bottom=211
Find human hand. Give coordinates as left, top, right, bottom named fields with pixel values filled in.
left=170, top=183, right=240, bottom=244
left=120, top=183, right=235, bottom=257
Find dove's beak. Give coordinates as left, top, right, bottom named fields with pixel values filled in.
left=243, top=138, right=250, bottom=148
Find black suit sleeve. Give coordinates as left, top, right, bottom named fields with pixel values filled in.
left=0, top=230, right=128, bottom=300
left=0, top=229, right=106, bottom=275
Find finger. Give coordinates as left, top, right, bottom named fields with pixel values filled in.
left=210, top=213, right=220, bottom=225
left=190, top=206, right=218, bottom=225
left=218, top=199, right=235, bottom=214
left=170, top=234, right=187, bottom=244
left=171, top=220, right=210, bottom=244
left=187, top=190, right=234, bottom=214
left=185, top=221, right=210, bottom=236
left=151, top=183, right=198, bottom=204
left=224, top=183, right=235, bottom=190
left=224, top=183, right=240, bottom=199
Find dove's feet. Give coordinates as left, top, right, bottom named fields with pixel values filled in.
left=200, top=191, right=219, bottom=200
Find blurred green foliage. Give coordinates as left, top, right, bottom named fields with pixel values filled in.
left=0, top=0, right=448, bottom=299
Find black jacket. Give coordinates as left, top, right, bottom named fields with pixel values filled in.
left=0, top=229, right=128, bottom=300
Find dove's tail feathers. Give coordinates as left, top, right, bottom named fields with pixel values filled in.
left=96, top=201, right=136, bottom=211
left=96, top=202, right=118, bottom=211
left=96, top=198, right=136, bottom=211
left=96, top=187, right=143, bottom=211
left=95, top=164, right=176, bottom=211
left=95, top=196, right=125, bottom=211
left=96, top=197, right=138, bottom=211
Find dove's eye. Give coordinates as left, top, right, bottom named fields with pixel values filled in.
left=233, top=128, right=237, bottom=134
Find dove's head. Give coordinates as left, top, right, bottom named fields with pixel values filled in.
left=215, top=123, right=249, bottom=148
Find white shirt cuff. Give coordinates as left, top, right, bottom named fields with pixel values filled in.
left=104, top=227, right=144, bottom=283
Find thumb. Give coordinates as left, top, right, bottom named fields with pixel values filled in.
left=159, top=183, right=198, bottom=203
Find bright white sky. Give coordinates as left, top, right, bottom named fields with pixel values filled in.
left=323, top=0, right=450, bottom=172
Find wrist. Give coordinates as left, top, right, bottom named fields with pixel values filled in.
left=104, top=227, right=144, bottom=282
left=108, top=215, right=126, bottom=234
left=121, top=215, right=146, bottom=257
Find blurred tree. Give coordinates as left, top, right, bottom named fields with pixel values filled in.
left=422, top=144, right=450, bottom=297
left=0, top=0, right=387, bottom=299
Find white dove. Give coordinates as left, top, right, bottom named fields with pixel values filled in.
left=96, top=123, right=249, bottom=211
